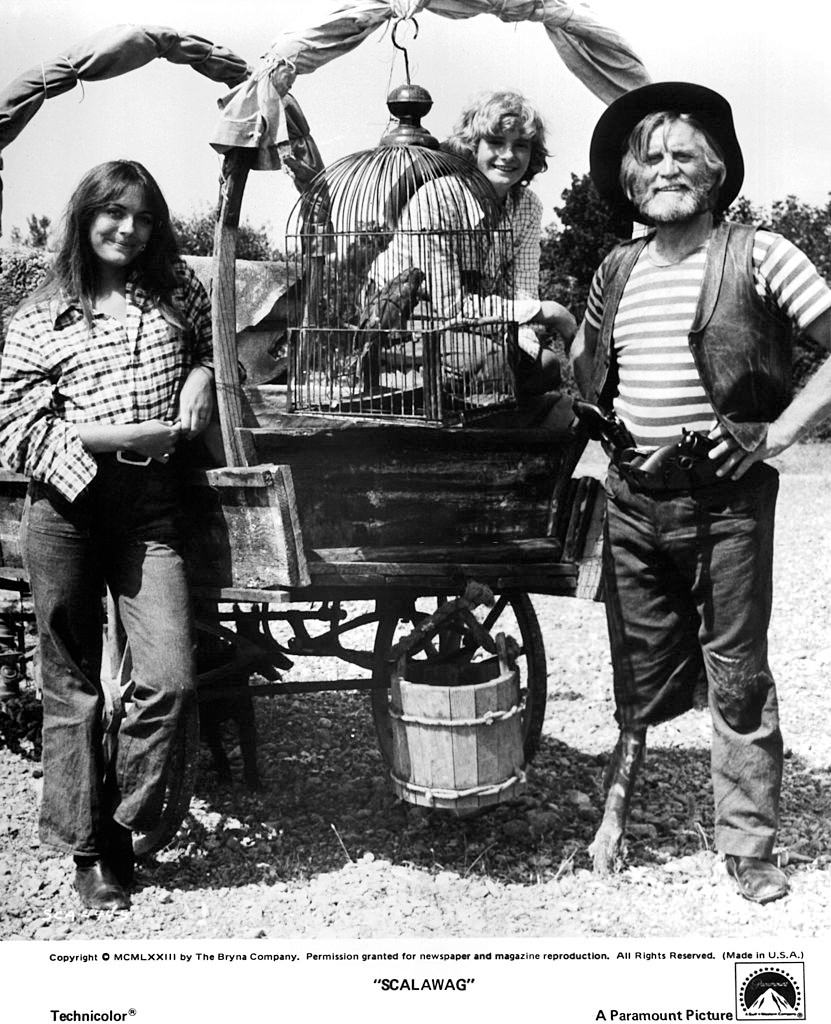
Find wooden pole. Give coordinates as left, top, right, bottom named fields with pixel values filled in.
left=212, top=148, right=257, bottom=467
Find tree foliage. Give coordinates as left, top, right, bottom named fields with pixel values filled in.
left=7, top=206, right=282, bottom=260
left=171, top=205, right=281, bottom=260
left=539, top=172, right=628, bottom=325
left=729, top=193, right=831, bottom=279
left=9, top=214, right=52, bottom=250
left=0, top=248, right=51, bottom=350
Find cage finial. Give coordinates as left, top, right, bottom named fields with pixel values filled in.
left=379, top=82, right=438, bottom=149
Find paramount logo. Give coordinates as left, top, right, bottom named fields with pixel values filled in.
left=746, top=987, right=796, bottom=1016
left=735, top=963, right=805, bottom=1021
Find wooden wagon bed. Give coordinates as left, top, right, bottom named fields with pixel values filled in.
left=179, top=410, right=595, bottom=599
left=0, top=420, right=601, bottom=603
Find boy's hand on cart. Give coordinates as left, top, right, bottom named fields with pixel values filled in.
left=572, top=401, right=635, bottom=452
left=532, top=301, right=577, bottom=344
left=178, top=366, right=215, bottom=439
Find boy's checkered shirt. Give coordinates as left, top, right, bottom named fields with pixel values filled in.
left=0, top=261, right=212, bottom=501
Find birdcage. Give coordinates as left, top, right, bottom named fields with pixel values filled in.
left=284, top=83, right=520, bottom=424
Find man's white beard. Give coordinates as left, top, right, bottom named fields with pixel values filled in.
left=639, top=183, right=713, bottom=225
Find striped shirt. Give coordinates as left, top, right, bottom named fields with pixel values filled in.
left=0, top=261, right=212, bottom=501
left=370, top=178, right=544, bottom=357
left=585, top=230, right=831, bottom=447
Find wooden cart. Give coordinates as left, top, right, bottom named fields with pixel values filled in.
left=0, top=151, right=605, bottom=855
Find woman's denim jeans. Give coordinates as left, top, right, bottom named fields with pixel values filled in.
left=602, top=461, right=782, bottom=859
left=23, top=458, right=195, bottom=857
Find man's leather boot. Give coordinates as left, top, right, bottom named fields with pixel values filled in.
left=725, top=855, right=788, bottom=904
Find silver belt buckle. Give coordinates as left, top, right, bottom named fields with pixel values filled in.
left=116, top=450, right=152, bottom=467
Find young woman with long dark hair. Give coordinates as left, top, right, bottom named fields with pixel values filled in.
left=0, top=160, right=214, bottom=911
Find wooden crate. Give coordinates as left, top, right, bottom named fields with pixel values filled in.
left=182, top=465, right=309, bottom=590
left=0, top=471, right=29, bottom=569
left=0, top=467, right=309, bottom=591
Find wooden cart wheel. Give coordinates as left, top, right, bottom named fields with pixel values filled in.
left=370, top=590, right=547, bottom=768
left=129, top=619, right=255, bottom=858
left=104, top=608, right=200, bottom=860
left=132, top=697, right=200, bottom=857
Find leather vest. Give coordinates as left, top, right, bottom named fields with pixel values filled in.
left=588, top=221, right=793, bottom=451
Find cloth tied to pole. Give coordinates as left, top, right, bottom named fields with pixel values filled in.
left=0, top=23, right=252, bottom=233
left=208, top=0, right=650, bottom=166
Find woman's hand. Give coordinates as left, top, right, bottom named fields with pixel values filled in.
left=126, top=421, right=184, bottom=463
left=177, top=366, right=215, bottom=439
left=77, top=420, right=182, bottom=463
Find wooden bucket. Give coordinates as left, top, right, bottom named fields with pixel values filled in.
left=388, top=636, right=526, bottom=814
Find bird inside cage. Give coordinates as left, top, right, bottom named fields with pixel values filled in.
left=285, top=110, right=522, bottom=421
left=350, top=266, right=429, bottom=392
left=364, top=169, right=517, bottom=407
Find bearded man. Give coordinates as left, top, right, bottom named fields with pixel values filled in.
left=571, top=82, right=831, bottom=904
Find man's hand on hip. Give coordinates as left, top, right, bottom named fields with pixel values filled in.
left=707, top=422, right=787, bottom=480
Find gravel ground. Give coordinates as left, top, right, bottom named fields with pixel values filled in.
left=0, top=442, right=829, bottom=940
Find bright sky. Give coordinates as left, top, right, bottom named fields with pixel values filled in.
left=1, top=0, right=829, bottom=247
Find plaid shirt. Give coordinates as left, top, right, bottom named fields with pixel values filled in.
left=503, top=186, right=545, bottom=358
left=0, top=261, right=212, bottom=501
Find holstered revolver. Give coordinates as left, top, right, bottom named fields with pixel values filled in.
left=632, top=428, right=718, bottom=475
left=621, top=428, right=723, bottom=489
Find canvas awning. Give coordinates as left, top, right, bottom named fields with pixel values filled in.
left=0, top=24, right=251, bottom=155
left=183, top=255, right=301, bottom=333
left=0, top=25, right=249, bottom=232
left=0, top=5, right=649, bottom=231
left=0, top=24, right=327, bottom=233
left=210, top=0, right=651, bottom=160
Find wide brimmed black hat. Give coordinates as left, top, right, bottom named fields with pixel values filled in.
left=589, top=81, right=744, bottom=225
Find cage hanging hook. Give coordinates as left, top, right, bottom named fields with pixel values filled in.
left=391, top=17, right=419, bottom=85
